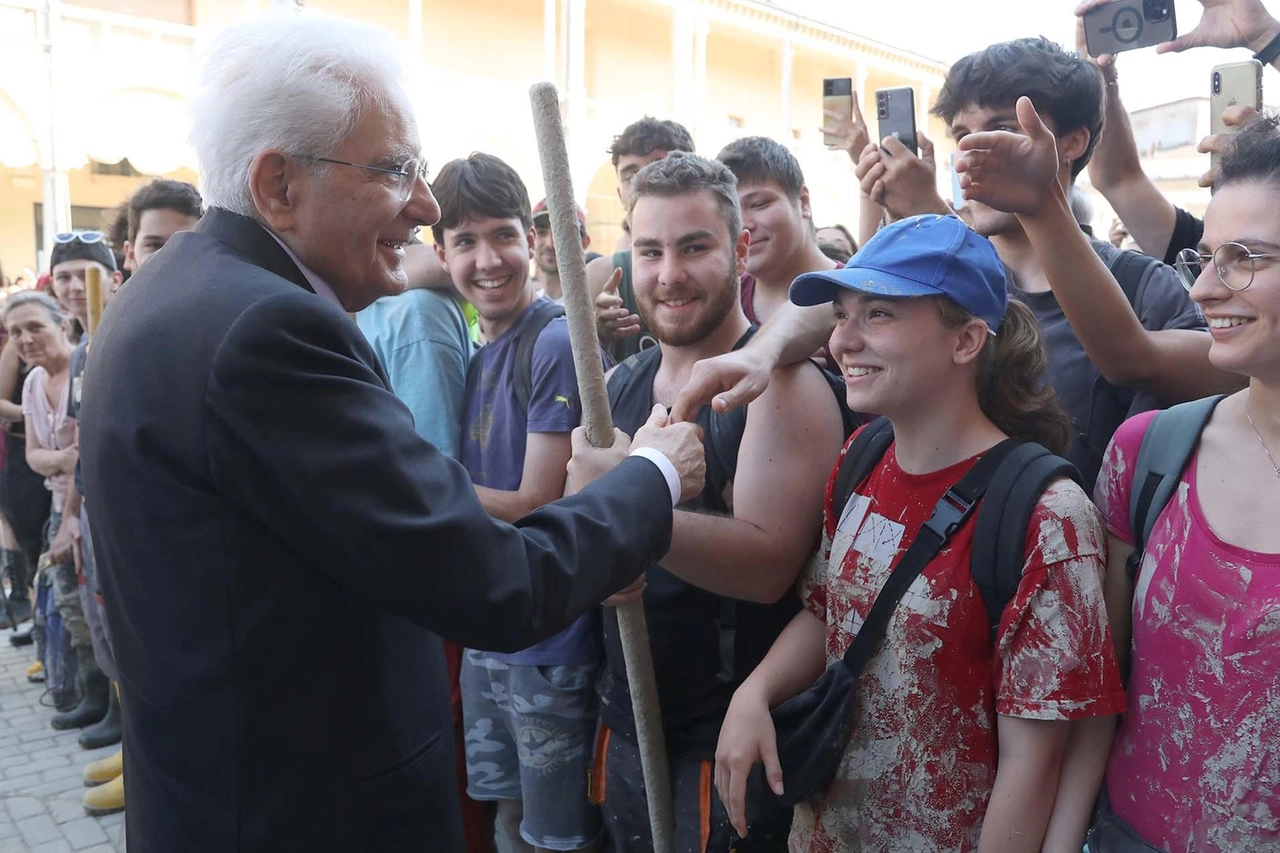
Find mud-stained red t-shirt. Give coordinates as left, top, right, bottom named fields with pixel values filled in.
left=1095, top=411, right=1280, bottom=852
left=793, top=434, right=1126, bottom=852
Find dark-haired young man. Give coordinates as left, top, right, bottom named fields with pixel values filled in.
left=588, top=116, right=696, bottom=361
left=433, top=152, right=602, bottom=853
left=683, top=38, right=1241, bottom=492
left=716, top=136, right=839, bottom=323
left=123, top=179, right=206, bottom=272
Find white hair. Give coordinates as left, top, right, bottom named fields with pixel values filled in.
left=189, top=13, right=409, bottom=217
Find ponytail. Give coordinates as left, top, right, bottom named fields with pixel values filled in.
left=938, top=298, right=1073, bottom=456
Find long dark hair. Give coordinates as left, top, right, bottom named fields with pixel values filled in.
left=938, top=297, right=1072, bottom=455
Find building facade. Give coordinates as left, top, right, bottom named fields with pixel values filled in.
left=0, top=0, right=949, bottom=278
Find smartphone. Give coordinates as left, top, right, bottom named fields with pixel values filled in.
left=950, top=152, right=966, bottom=210
left=876, top=87, right=917, bottom=155
left=823, top=78, right=853, bottom=148
left=1083, top=0, right=1176, bottom=56
left=1210, top=60, right=1264, bottom=170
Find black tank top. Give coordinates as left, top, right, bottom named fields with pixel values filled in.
left=600, top=333, right=801, bottom=759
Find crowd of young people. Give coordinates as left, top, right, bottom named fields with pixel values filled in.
left=1, top=0, right=1277, bottom=850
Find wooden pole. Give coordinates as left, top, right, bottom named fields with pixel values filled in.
left=529, top=81, right=674, bottom=853
left=84, top=264, right=103, bottom=337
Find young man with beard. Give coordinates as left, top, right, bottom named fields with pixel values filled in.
left=679, top=38, right=1242, bottom=492
left=588, top=117, right=696, bottom=361
left=433, top=152, right=603, bottom=853
left=592, top=151, right=844, bottom=853
left=716, top=137, right=840, bottom=324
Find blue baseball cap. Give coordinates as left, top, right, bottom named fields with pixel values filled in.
left=789, top=214, right=1008, bottom=333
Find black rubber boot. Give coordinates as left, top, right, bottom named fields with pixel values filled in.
left=0, top=548, right=32, bottom=630
left=79, top=683, right=122, bottom=750
left=52, top=646, right=109, bottom=730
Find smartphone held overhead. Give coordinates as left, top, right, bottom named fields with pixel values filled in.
left=1083, top=0, right=1176, bottom=56
left=876, top=87, right=918, bottom=156
left=1210, top=60, right=1264, bottom=170
left=823, top=77, right=853, bottom=148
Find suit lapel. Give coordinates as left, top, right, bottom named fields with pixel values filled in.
left=196, top=208, right=315, bottom=296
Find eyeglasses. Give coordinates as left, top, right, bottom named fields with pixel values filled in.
left=54, top=231, right=105, bottom=245
left=1175, top=242, right=1280, bottom=292
left=315, top=157, right=421, bottom=202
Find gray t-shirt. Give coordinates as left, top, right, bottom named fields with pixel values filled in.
left=1010, top=238, right=1205, bottom=491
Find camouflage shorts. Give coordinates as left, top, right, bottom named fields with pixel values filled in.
left=460, top=650, right=600, bottom=850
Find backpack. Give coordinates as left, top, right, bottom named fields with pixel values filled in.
left=1074, top=247, right=1164, bottom=486
left=1123, top=395, right=1225, bottom=584
left=831, top=417, right=1082, bottom=642
left=466, top=300, right=565, bottom=415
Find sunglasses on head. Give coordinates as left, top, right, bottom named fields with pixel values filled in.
left=54, top=231, right=106, bottom=246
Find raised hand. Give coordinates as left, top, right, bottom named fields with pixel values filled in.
left=955, top=97, right=1060, bottom=216
left=856, top=133, right=949, bottom=222
left=594, top=266, right=640, bottom=342
left=669, top=345, right=775, bottom=424
left=821, top=97, right=871, bottom=165
left=1150, top=0, right=1280, bottom=54
left=1074, top=0, right=1120, bottom=77
left=1198, top=102, right=1259, bottom=187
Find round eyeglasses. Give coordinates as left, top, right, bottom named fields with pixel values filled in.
left=315, top=157, right=422, bottom=202
left=1175, top=242, right=1279, bottom=293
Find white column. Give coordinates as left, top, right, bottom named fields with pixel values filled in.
left=671, top=2, right=695, bottom=122
left=918, top=80, right=932, bottom=142
left=780, top=39, right=794, bottom=140
left=543, top=0, right=557, bottom=84
left=566, top=0, right=586, bottom=137
left=692, top=11, right=708, bottom=139
left=38, top=0, right=69, bottom=270
left=408, top=0, right=422, bottom=52
left=855, top=62, right=869, bottom=118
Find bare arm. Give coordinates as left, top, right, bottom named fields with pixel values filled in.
left=978, top=716, right=1072, bottom=853
left=959, top=98, right=1244, bottom=403
left=1102, top=532, right=1134, bottom=674
left=405, top=243, right=458, bottom=293
left=1041, top=716, right=1116, bottom=853
left=0, top=342, right=23, bottom=424
left=670, top=301, right=835, bottom=422
left=661, top=364, right=843, bottom=603
left=25, top=416, right=77, bottom=477
left=1081, top=55, right=1177, bottom=258
left=474, top=431, right=572, bottom=523
left=716, top=606, right=829, bottom=836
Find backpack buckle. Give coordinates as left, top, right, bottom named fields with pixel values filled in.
left=922, top=488, right=975, bottom=540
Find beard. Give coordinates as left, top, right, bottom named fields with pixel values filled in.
left=637, top=262, right=740, bottom=348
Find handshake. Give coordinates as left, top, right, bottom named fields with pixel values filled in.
left=567, top=404, right=707, bottom=504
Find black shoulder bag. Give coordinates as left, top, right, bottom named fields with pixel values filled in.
left=741, top=438, right=1021, bottom=832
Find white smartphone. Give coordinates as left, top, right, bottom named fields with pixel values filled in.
left=1210, top=60, right=1264, bottom=171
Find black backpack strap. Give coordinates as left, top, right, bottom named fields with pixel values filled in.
left=840, top=439, right=1022, bottom=672
left=1106, top=248, right=1160, bottom=309
left=832, top=417, right=895, bottom=524
left=1125, top=395, right=1225, bottom=583
left=971, top=445, right=1083, bottom=644
left=512, top=301, right=567, bottom=414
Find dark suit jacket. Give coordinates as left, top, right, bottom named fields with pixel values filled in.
left=79, top=208, right=672, bottom=852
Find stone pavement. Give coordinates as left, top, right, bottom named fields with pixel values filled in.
left=0, top=628, right=124, bottom=852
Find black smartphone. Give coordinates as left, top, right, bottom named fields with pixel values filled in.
left=876, top=87, right=917, bottom=155
left=1084, top=0, right=1177, bottom=56
left=823, top=78, right=854, bottom=148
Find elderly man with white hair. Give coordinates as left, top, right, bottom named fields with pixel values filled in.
left=78, top=13, right=704, bottom=851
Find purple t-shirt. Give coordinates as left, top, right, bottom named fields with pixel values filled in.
left=461, top=298, right=597, bottom=665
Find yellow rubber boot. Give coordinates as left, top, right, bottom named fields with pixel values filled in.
left=83, top=748, right=123, bottom=787
left=83, top=771, right=125, bottom=816
left=26, top=661, right=44, bottom=682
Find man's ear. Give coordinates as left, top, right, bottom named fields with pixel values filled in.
left=122, top=241, right=137, bottom=273
left=735, top=228, right=750, bottom=278
left=248, top=149, right=301, bottom=233
left=581, top=233, right=592, bottom=252
left=526, top=228, right=536, bottom=259
left=953, top=319, right=989, bottom=366
left=1057, top=125, right=1091, bottom=173
left=110, top=270, right=123, bottom=289
left=434, top=240, right=449, bottom=273
left=799, top=185, right=813, bottom=220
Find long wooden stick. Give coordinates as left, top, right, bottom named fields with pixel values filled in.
left=529, top=82, right=673, bottom=853
left=85, top=265, right=103, bottom=337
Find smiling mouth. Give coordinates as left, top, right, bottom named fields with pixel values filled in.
left=473, top=276, right=511, bottom=291
left=1206, top=317, right=1252, bottom=329
left=845, top=366, right=881, bottom=378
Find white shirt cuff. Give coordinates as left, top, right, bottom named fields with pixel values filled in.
left=628, top=447, right=681, bottom=507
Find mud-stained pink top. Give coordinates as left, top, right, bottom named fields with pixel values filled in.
left=1096, top=410, right=1280, bottom=853
left=793, top=434, right=1126, bottom=853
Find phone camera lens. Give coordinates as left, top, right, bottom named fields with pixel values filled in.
left=1143, top=0, right=1169, bottom=22
left=1212, top=72, right=1221, bottom=95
